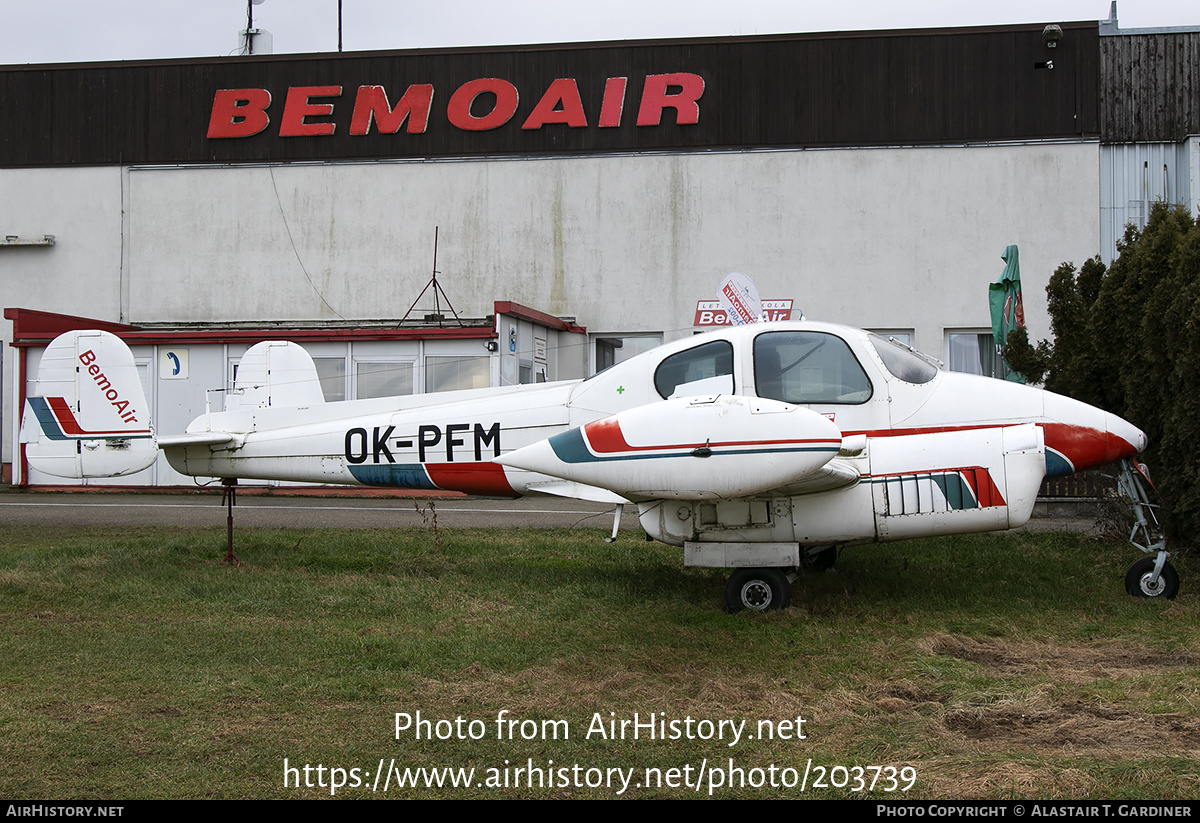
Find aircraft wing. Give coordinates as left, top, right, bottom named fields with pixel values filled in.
left=496, top=394, right=845, bottom=502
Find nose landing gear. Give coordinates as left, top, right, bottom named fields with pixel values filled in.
left=1117, top=459, right=1177, bottom=600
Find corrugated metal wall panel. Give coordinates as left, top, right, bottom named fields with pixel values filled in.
left=1098, top=140, right=1194, bottom=262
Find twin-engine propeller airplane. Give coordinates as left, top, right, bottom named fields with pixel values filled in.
left=20, top=318, right=1174, bottom=611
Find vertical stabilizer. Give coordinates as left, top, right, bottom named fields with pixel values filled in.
left=20, top=330, right=158, bottom=478
left=226, top=340, right=325, bottom=410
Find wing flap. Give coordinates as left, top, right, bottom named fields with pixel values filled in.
left=522, top=480, right=630, bottom=505
left=768, top=457, right=861, bottom=496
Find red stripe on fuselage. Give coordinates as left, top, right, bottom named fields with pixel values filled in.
left=846, top=423, right=1006, bottom=439
left=867, top=465, right=1006, bottom=508
left=961, top=466, right=1004, bottom=508
left=847, top=422, right=1137, bottom=473
left=581, top=416, right=840, bottom=455
left=424, top=462, right=518, bottom=498
left=1040, top=423, right=1137, bottom=470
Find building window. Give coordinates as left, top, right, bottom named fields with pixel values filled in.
left=426, top=356, right=489, bottom=393
left=594, top=334, right=661, bottom=374
left=946, top=331, right=1010, bottom=379
left=868, top=329, right=912, bottom=347
left=356, top=361, right=414, bottom=399
left=312, top=357, right=347, bottom=402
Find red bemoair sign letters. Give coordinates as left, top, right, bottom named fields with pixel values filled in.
left=207, top=73, right=705, bottom=139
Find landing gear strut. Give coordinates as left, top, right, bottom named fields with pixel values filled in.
left=1117, top=459, right=1176, bottom=599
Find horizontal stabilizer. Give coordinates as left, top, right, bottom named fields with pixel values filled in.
left=158, top=432, right=237, bottom=448
left=20, top=330, right=157, bottom=478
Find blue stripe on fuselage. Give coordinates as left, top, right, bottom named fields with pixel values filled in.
left=348, top=464, right=439, bottom=489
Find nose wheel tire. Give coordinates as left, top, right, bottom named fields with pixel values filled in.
left=1125, top=557, right=1179, bottom=599
left=726, top=568, right=791, bottom=613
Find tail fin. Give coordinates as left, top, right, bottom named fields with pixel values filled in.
left=225, top=340, right=325, bottom=411
left=19, top=330, right=158, bottom=478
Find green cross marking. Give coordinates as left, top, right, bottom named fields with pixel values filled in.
left=616, top=386, right=625, bottom=394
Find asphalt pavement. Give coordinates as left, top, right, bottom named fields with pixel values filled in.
left=0, top=488, right=642, bottom=532
left=0, top=487, right=1096, bottom=535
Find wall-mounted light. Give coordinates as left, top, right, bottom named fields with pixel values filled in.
left=1042, top=25, right=1063, bottom=48
left=485, top=341, right=499, bottom=352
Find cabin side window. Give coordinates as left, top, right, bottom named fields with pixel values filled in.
left=753, top=331, right=872, bottom=404
left=654, top=340, right=735, bottom=399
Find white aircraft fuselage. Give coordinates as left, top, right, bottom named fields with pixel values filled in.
left=22, top=320, right=1153, bottom=610
left=152, top=321, right=1142, bottom=548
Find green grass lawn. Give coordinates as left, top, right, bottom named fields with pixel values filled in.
left=1, top=524, right=1196, bottom=799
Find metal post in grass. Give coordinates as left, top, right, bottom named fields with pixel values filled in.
left=221, top=478, right=240, bottom=564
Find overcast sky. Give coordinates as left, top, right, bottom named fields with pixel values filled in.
left=1, top=0, right=1196, bottom=64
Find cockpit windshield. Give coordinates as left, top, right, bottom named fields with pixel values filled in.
left=868, top=334, right=939, bottom=384
left=754, top=330, right=872, bottom=404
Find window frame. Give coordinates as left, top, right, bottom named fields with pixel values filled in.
left=652, top=339, right=736, bottom=400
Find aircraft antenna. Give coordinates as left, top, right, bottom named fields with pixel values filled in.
left=400, top=226, right=466, bottom=328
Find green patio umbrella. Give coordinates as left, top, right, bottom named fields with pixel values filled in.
left=989, top=244, right=1026, bottom=383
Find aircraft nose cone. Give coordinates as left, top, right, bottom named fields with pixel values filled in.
left=1107, top=412, right=1147, bottom=459
left=1041, top=392, right=1146, bottom=475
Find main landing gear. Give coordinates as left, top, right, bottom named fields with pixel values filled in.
left=1117, top=459, right=1177, bottom=600
left=725, top=568, right=793, bottom=613
left=722, top=546, right=838, bottom=613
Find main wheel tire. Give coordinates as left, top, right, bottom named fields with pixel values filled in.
left=1124, top=557, right=1180, bottom=599
left=725, top=568, right=791, bottom=613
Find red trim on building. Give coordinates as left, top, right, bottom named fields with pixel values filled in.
left=5, top=308, right=136, bottom=339
left=493, top=302, right=586, bottom=334
left=17, top=340, right=28, bottom=485
left=5, top=307, right=497, bottom=347
left=8, top=304, right=582, bottom=346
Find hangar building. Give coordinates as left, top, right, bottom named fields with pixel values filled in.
left=3, top=10, right=1199, bottom=486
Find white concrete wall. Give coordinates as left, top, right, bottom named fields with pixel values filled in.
left=4, top=142, right=1101, bottom=475
left=1, top=166, right=125, bottom=467
left=124, top=142, right=1100, bottom=352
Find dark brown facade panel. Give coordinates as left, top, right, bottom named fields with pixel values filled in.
left=1101, top=32, right=1200, bottom=142
left=1, top=24, right=1101, bottom=168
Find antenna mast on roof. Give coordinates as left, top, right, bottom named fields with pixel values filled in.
left=401, top=227, right=465, bottom=328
